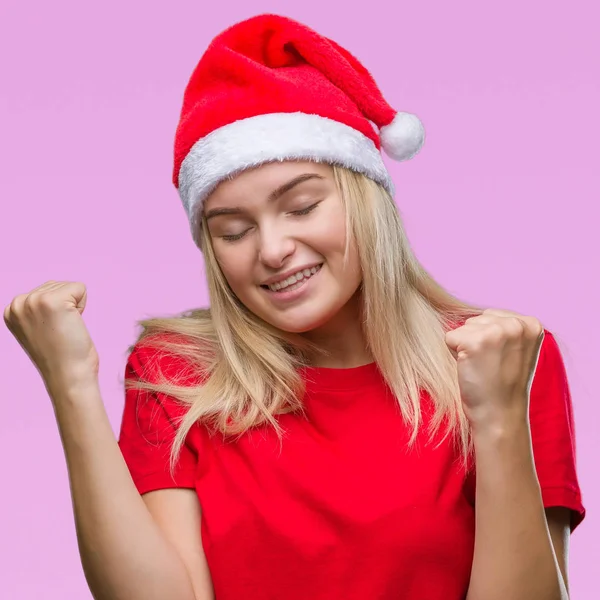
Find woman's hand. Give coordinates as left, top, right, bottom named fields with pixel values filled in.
left=4, top=280, right=99, bottom=398
left=445, top=308, right=545, bottom=431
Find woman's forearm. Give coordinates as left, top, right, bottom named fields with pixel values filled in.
left=466, top=418, right=568, bottom=600
left=52, top=381, right=198, bottom=600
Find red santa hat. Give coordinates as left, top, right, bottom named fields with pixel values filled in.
left=173, top=14, right=425, bottom=244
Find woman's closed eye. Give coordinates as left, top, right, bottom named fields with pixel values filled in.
left=289, top=202, right=320, bottom=216
left=221, top=229, right=251, bottom=242
left=219, top=203, right=320, bottom=242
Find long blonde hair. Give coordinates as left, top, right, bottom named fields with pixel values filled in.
left=125, top=165, right=484, bottom=472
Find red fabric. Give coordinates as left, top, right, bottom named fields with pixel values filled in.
left=172, top=14, right=398, bottom=187
left=118, top=331, right=585, bottom=600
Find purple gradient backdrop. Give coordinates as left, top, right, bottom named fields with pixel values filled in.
left=1, top=1, right=598, bottom=597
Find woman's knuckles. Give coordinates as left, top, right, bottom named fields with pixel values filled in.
left=7, top=282, right=83, bottom=319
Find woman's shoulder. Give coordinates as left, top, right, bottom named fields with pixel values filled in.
left=126, top=309, right=217, bottom=386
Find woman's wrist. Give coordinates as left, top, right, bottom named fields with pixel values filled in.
left=45, top=370, right=99, bottom=402
left=467, top=396, right=531, bottom=443
left=47, top=376, right=103, bottom=422
left=469, top=409, right=539, bottom=488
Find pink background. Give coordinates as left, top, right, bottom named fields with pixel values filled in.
left=1, top=0, right=598, bottom=597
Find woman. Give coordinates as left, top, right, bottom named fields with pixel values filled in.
left=4, top=13, right=585, bottom=600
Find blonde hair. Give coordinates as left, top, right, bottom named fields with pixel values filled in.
left=125, top=165, right=484, bottom=472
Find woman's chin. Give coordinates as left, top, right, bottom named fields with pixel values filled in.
left=268, top=317, right=324, bottom=335
left=261, top=309, right=333, bottom=335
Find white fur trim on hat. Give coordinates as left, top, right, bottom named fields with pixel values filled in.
left=178, top=112, right=395, bottom=244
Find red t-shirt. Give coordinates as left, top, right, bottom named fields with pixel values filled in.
left=118, top=330, right=585, bottom=600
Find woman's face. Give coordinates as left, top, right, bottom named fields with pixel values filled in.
left=203, top=161, right=363, bottom=334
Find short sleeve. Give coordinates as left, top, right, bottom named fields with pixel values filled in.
left=529, top=330, right=586, bottom=530
left=118, top=343, right=199, bottom=495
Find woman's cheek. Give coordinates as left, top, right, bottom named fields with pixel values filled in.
left=306, top=210, right=346, bottom=249
left=217, top=253, right=248, bottom=288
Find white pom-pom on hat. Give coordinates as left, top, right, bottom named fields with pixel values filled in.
left=380, top=112, right=426, bottom=161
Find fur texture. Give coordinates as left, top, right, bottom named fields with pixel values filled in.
left=380, top=112, right=426, bottom=161
left=178, top=112, right=395, bottom=244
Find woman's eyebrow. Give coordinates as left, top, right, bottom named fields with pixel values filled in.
left=204, top=173, right=325, bottom=221
left=267, top=173, right=325, bottom=202
left=204, top=206, right=245, bottom=221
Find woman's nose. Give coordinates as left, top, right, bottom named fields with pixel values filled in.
left=257, top=228, right=295, bottom=268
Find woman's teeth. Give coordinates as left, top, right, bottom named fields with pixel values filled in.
left=268, top=265, right=321, bottom=292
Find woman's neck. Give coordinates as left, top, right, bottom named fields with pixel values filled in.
left=300, top=292, right=373, bottom=369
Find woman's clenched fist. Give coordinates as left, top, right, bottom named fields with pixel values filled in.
left=4, top=281, right=99, bottom=398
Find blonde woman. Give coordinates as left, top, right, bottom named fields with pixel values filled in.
left=4, top=13, right=585, bottom=600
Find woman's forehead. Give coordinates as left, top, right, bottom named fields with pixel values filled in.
left=204, top=161, right=334, bottom=209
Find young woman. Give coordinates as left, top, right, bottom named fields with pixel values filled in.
left=4, top=13, right=585, bottom=600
